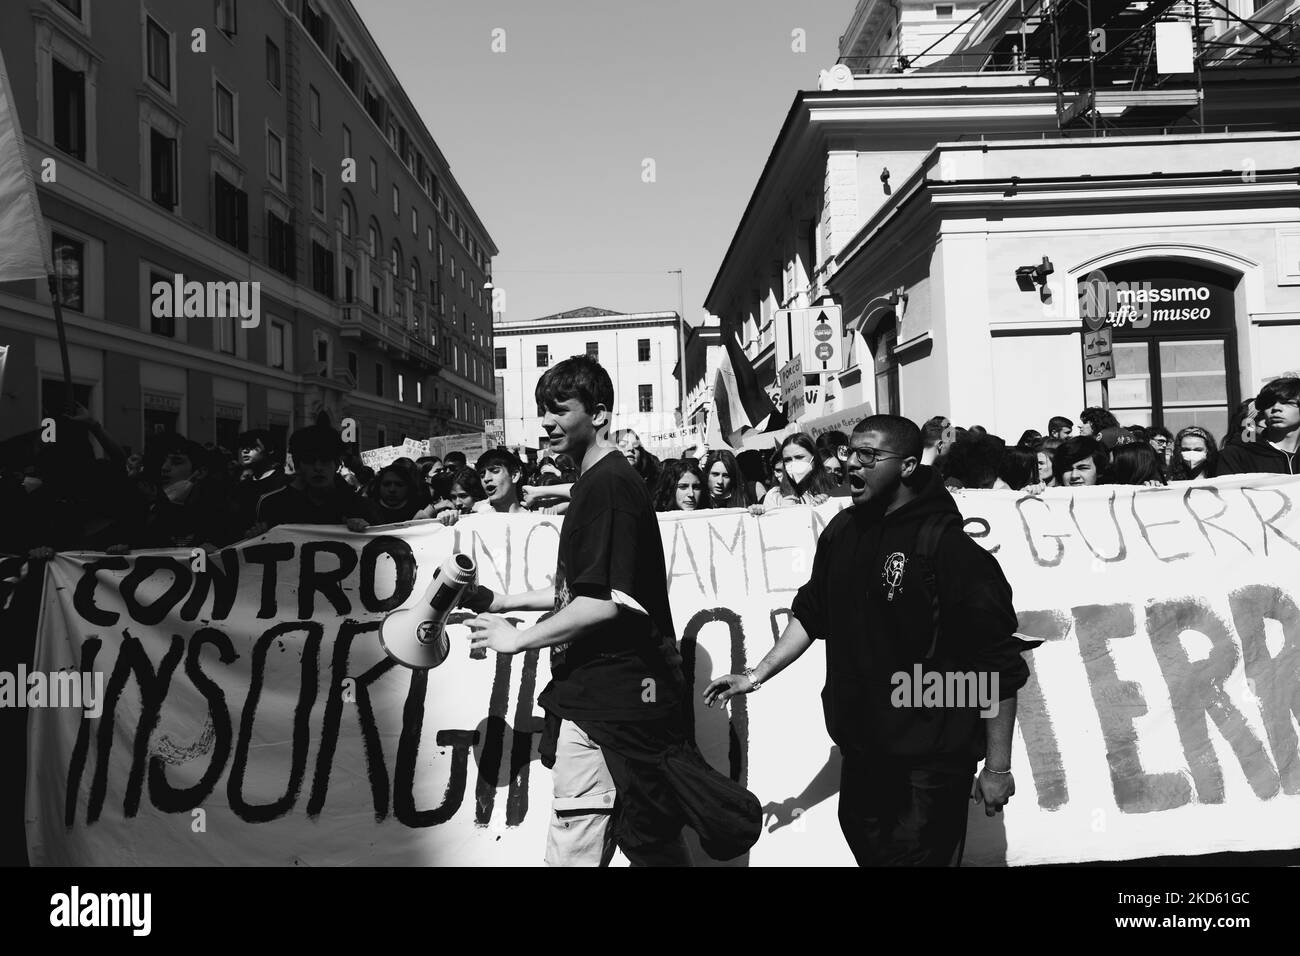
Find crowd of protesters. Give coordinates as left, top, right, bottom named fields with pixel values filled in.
left=2, top=376, right=1297, bottom=559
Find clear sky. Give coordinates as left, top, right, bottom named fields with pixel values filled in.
left=351, top=0, right=850, bottom=327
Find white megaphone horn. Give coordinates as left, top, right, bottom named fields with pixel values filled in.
left=379, top=552, right=477, bottom=669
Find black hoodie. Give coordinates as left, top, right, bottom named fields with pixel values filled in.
left=790, top=466, right=1030, bottom=772
left=1216, top=434, right=1298, bottom=476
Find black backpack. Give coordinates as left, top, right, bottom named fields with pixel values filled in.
left=910, top=512, right=963, bottom=661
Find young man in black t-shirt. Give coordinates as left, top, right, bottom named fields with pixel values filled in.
left=466, top=355, right=691, bottom=866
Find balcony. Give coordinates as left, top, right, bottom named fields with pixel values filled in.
left=341, top=304, right=409, bottom=357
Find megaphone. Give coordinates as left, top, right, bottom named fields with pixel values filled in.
left=379, top=552, right=477, bottom=669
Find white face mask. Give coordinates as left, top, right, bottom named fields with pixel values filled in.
left=783, top=460, right=813, bottom=485
left=1181, top=450, right=1207, bottom=469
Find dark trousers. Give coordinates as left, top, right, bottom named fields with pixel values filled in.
left=838, top=753, right=973, bottom=867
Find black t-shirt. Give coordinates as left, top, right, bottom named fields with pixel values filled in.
left=256, top=480, right=382, bottom=529
left=536, top=449, right=685, bottom=722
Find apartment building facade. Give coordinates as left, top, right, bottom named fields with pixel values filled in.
left=0, top=0, right=497, bottom=453
left=493, top=307, right=683, bottom=450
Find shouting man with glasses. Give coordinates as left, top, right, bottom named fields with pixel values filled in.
left=705, top=414, right=1035, bottom=866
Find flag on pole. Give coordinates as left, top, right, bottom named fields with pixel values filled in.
left=0, top=45, right=52, bottom=281
left=711, top=325, right=786, bottom=447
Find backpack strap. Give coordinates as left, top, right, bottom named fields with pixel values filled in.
left=914, top=512, right=963, bottom=660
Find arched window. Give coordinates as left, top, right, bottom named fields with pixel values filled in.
left=367, top=219, right=380, bottom=258
left=869, top=312, right=899, bottom=416
left=390, top=242, right=400, bottom=277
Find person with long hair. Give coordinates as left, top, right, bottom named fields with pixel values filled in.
left=613, top=428, right=661, bottom=489
left=418, top=466, right=487, bottom=525
left=368, top=463, right=427, bottom=523
left=752, top=433, right=840, bottom=514
left=1035, top=438, right=1060, bottom=487
left=1166, top=426, right=1218, bottom=481
left=995, top=446, right=1040, bottom=491
left=653, top=458, right=706, bottom=512
left=1102, top=443, right=1165, bottom=486
left=701, top=449, right=752, bottom=509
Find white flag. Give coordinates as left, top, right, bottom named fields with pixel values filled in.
left=0, top=45, right=52, bottom=281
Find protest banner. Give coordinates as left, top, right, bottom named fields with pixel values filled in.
left=25, top=476, right=1300, bottom=866
left=427, top=433, right=489, bottom=462
left=642, top=426, right=705, bottom=461
left=358, top=445, right=405, bottom=470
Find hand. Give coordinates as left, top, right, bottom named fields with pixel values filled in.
left=1144, top=479, right=1163, bottom=487
left=761, top=798, right=803, bottom=833
left=747, top=504, right=765, bottom=516
left=65, top=402, right=98, bottom=428
left=466, top=613, right=521, bottom=655
left=702, top=673, right=755, bottom=708
left=104, top=543, right=132, bottom=556
left=519, top=485, right=545, bottom=508
left=345, top=518, right=369, bottom=533
left=1024, top=482, right=1046, bottom=495
left=810, top=493, right=829, bottom=506
left=973, top=768, right=1015, bottom=817
left=27, top=546, right=56, bottom=561
left=437, top=510, right=460, bottom=526
left=243, top=522, right=268, bottom=539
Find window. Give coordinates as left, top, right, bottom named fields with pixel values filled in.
left=450, top=257, right=456, bottom=281
left=638, top=338, right=651, bottom=362
left=392, top=185, right=399, bottom=217
left=265, top=38, right=281, bottom=90
left=453, top=344, right=459, bottom=372
left=150, top=129, right=178, bottom=208
left=55, top=0, right=83, bottom=16
left=269, top=320, right=285, bottom=369
left=146, top=18, right=171, bottom=91
left=51, top=61, right=85, bottom=160
left=536, top=344, right=549, bottom=368
left=427, top=226, right=433, bottom=253
left=311, top=167, right=325, bottom=215
left=216, top=0, right=237, bottom=35
left=417, top=379, right=423, bottom=405
left=266, top=212, right=294, bottom=277
left=586, top=341, right=599, bottom=362
left=346, top=351, right=358, bottom=380
left=411, top=207, right=418, bottom=237
left=495, top=347, right=507, bottom=370
left=934, top=3, right=955, bottom=17
left=311, top=241, right=334, bottom=296
left=454, top=396, right=460, bottom=420
left=369, top=158, right=377, bottom=192
left=871, top=315, right=900, bottom=416
left=266, top=130, right=283, bottom=183
left=308, top=85, right=321, bottom=130
left=371, top=284, right=380, bottom=312
left=52, top=233, right=84, bottom=311
left=314, top=332, right=328, bottom=367
left=302, top=1, right=327, bottom=50
left=334, top=46, right=356, bottom=89
left=397, top=372, right=405, bottom=403
left=216, top=309, right=235, bottom=354
left=376, top=425, right=387, bottom=447
left=340, top=196, right=354, bottom=238
left=438, top=241, right=444, bottom=267
left=374, top=362, right=384, bottom=397
left=149, top=270, right=174, bottom=336
left=215, top=82, right=235, bottom=143
left=213, top=174, right=248, bottom=250
left=638, top=384, right=653, bottom=413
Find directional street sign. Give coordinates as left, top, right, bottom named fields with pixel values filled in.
left=775, top=305, right=844, bottom=373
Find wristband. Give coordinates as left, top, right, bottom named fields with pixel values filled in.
left=982, top=765, right=1011, bottom=775
left=742, top=667, right=762, bottom=692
